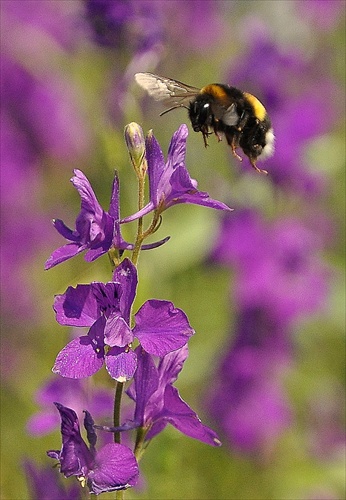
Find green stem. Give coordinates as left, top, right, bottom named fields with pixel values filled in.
left=134, top=426, right=148, bottom=461
left=115, top=490, right=125, bottom=500
left=132, top=172, right=146, bottom=266
left=113, top=381, right=124, bottom=444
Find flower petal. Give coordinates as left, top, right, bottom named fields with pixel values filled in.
left=49, top=403, right=93, bottom=478
left=87, top=443, right=139, bottom=494
left=167, top=166, right=232, bottom=211
left=52, top=219, right=79, bottom=241
left=132, top=347, right=159, bottom=425
left=120, top=201, right=155, bottom=223
left=71, top=169, right=103, bottom=220
left=157, top=344, right=189, bottom=388
left=146, top=130, right=165, bottom=206
left=112, top=259, right=138, bottom=324
left=54, top=284, right=99, bottom=327
left=108, top=171, right=120, bottom=219
left=104, top=314, right=133, bottom=347
left=52, top=335, right=104, bottom=379
left=147, top=385, right=221, bottom=447
left=134, top=300, right=194, bottom=356
left=166, top=123, right=188, bottom=172
left=45, top=242, right=84, bottom=270
left=105, top=347, right=137, bottom=382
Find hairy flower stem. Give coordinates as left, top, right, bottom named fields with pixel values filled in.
left=132, top=170, right=146, bottom=266
left=113, top=381, right=124, bottom=444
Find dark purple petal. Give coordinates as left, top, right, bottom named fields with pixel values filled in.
left=84, top=410, right=97, bottom=452
left=166, top=166, right=232, bottom=211
left=108, top=171, right=120, bottom=219
left=87, top=443, right=139, bottom=494
left=145, top=130, right=165, bottom=206
left=104, top=314, right=133, bottom=347
left=54, top=284, right=99, bottom=327
left=84, top=245, right=110, bottom=262
left=71, top=169, right=104, bottom=221
left=134, top=300, right=194, bottom=356
left=52, top=331, right=104, bottom=379
left=50, top=403, right=93, bottom=478
left=166, top=124, right=188, bottom=172
left=112, top=259, right=138, bottom=324
left=91, top=282, right=122, bottom=315
left=120, top=201, right=155, bottom=223
left=105, top=347, right=137, bottom=381
left=45, top=242, right=85, bottom=270
left=52, top=219, right=79, bottom=241
left=148, top=385, right=221, bottom=446
left=132, top=347, right=159, bottom=425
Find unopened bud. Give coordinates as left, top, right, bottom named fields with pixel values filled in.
left=124, top=122, right=147, bottom=178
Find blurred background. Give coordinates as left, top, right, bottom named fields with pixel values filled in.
left=1, top=1, right=345, bottom=499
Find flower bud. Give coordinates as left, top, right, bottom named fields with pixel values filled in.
left=124, top=122, right=147, bottom=178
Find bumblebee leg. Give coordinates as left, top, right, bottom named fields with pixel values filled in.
left=231, top=143, right=243, bottom=162
left=202, top=131, right=209, bottom=147
left=249, top=157, right=268, bottom=174
left=224, top=130, right=242, bottom=162
left=215, top=131, right=223, bottom=142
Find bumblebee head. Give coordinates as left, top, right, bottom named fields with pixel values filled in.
left=188, top=97, right=213, bottom=132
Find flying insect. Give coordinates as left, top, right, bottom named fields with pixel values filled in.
left=135, top=72, right=275, bottom=174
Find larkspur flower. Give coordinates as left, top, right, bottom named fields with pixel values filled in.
left=121, top=124, right=232, bottom=223
left=211, top=209, right=329, bottom=322
left=53, top=259, right=194, bottom=380
left=47, top=403, right=139, bottom=495
left=84, top=0, right=163, bottom=53
left=26, top=375, right=113, bottom=436
left=129, top=346, right=221, bottom=446
left=45, top=170, right=168, bottom=269
left=207, top=306, right=292, bottom=454
left=99, top=346, right=221, bottom=447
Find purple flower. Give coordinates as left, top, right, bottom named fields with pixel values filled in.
left=24, top=459, right=81, bottom=500
left=52, top=259, right=194, bottom=380
left=84, top=0, right=164, bottom=53
left=207, top=307, right=291, bottom=454
left=26, top=375, right=113, bottom=436
left=47, top=403, right=139, bottom=495
left=121, top=125, right=232, bottom=223
left=125, top=346, right=221, bottom=446
left=1, top=55, right=90, bottom=162
left=45, top=170, right=168, bottom=269
left=211, top=209, right=329, bottom=323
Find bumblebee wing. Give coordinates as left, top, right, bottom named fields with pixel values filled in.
left=135, top=72, right=200, bottom=108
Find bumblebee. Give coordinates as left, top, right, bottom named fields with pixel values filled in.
left=135, top=72, right=275, bottom=174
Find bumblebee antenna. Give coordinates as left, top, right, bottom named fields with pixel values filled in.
left=160, top=104, right=189, bottom=116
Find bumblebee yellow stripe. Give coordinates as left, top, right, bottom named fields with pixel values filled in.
left=243, top=92, right=267, bottom=121
left=201, top=84, right=229, bottom=105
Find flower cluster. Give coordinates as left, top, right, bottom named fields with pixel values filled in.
left=45, top=124, right=227, bottom=495
left=207, top=208, right=330, bottom=455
